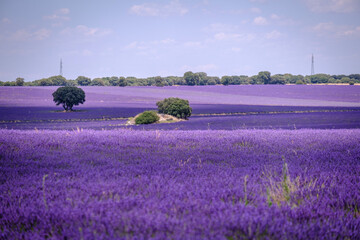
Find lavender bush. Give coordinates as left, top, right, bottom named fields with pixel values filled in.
left=1, top=129, right=359, bottom=239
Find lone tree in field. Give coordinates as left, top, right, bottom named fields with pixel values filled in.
left=157, top=97, right=192, bottom=119
left=52, top=86, right=85, bottom=111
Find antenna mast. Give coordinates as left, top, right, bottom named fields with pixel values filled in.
left=311, top=54, right=314, bottom=75
left=60, top=58, right=63, bottom=76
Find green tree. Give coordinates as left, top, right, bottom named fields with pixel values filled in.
left=349, top=74, right=360, bottom=82
left=296, top=80, right=305, bottom=85
left=118, top=77, right=127, bottom=87
left=157, top=97, right=192, bottom=119
left=109, top=76, right=120, bottom=86
left=49, top=75, right=67, bottom=86
left=15, top=77, right=25, bottom=86
left=3, top=81, right=15, bottom=86
left=258, top=71, right=271, bottom=84
left=184, top=71, right=199, bottom=86
left=310, top=74, right=330, bottom=84
left=135, top=111, right=159, bottom=124
left=270, top=74, right=286, bottom=84
left=155, top=76, right=164, bottom=87
left=340, top=77, right=351, bottom=83
left=196, top=72, right=208, bottom=85
left=221, top=76, right=232, bottom=85
left=39, top=78, right=53, bottom=86
left=76, top=76, right=92, bottom=86
left=52, top=86, right=85, bottom=111
left=90, top=78, right=105, bottom=86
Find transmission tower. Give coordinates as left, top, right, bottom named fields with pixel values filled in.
left=311, top=54, right=314, bottom=75
left=60, top=58, right=63, bottom=76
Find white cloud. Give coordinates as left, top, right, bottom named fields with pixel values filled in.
left=251, top=7, right=262, bottom=13
left=1, top=18, right=10, bottom=23
left=269, top=14, right=297, bottom=26
left=58, top=8, right=70, bottom=15
left=130, top=1, right=188, bottom=17
left=214, top=32, right=255, bottom=41
left=44, top=8, right=70, bottom=21
left=304, top=0, right=359, bottom=13
left=313, top=22, right=360, bottom=37
left=63, top=49, right=94, bottom=57
left=184, top=41, right=202, bottom=47
left=253, top=16, right=268, bottom=25
left=10, top=28, right=50, bottom=41
left=266, top=30, right=283, bottom=39
left=82, top=49, right=93, bottom=56
left=270, top=14, right=280, bottom=20
left=124, top=38, right=176, bottom=52
left=125, top=41, right=140, bottom=50
left=33, top=28, right=51, bottom=40
left=231, top=47, right=242, bottom=52
left=152, top=38, right=176, bottom=45
left=61, top=25, right=112, bottom=37
left=204, top=23, right=239, bottom=33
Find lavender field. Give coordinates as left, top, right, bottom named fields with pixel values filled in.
left=1, top=129, right=360, bottom=239
left=1, top=86, right=360, bottom=239
left=1, top=85, right=360, bottom=130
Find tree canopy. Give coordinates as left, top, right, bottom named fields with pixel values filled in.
left=157, top=97, right=192, bottom=119
left=15, top=77, right=24, bottom=86
left=52, top=86, right=85, bottom=111
left=3, top=71, right=360, bottom=87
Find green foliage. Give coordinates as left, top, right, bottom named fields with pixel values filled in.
left=155, top=76, right=164, bottom=87
left=39, top=78, right=53, bottom=86
left=108, top=76, right=119, bottom=86
left=157, top=97, right=192, bottom=119
left=296, top=80, right=305, bottom=85
left=135, top=111, right=159, bottom=124
left=309, top=74, right=330, bottom=84
left=76, top=76, right=92, bottom=86
left=3, top=81, right=15, bottom=86
left=221, top=76, right=232, bottom=85
left=48, top=75, right=67, bottom=86
left=52, top=86, right=86, bottom=111
left=118, top=77, right=127, bottom=87
left=349, top=81, right=355, bottom=85
left=270, top=74, right=286, bottom=85
left=258, top=71, right=271, bottom=84
left=15, top=77, right=24, bottom=86
left=184, top=71, right=199, bottom=86
left=12, top=72, right=360, bottom=87
left=90, top=78, right=105, bottom=86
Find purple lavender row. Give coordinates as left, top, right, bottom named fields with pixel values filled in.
left=2, top=111, right=359, bottom=130
left=1, top=129, right=359, bottom=239
left=1, top=105, right=358, bottom=122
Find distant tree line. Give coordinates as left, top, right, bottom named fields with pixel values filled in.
left=1, top=72, right=359, bottom=86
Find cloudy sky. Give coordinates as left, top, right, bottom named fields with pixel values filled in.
left=0, top=0, right=359, bottom=81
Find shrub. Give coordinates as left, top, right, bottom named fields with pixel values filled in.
left=156, top=97, right=192, bottom=119
left=295, top=80, right=305, bottom=85
left=349, top=81, right=355, bottom=85
left=135, top=111, right=159, bottom=124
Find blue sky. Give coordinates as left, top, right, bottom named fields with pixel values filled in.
left=0, top=0, right=360, bottom=81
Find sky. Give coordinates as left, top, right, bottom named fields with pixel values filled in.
left=0, top=0, right=360, bottom=81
